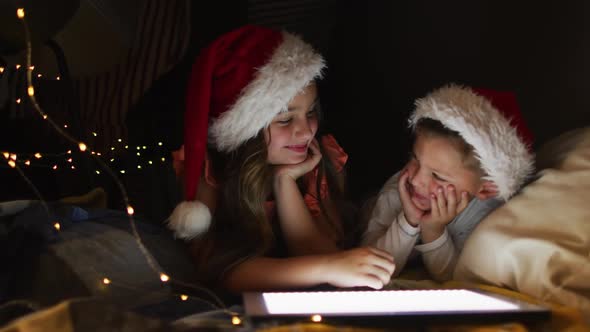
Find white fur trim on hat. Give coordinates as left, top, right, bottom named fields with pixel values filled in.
left=209, top=31, right=325, bottom=152
left=166, top=200, right=212, bottom=239
left=409, top=84, right=535, bottom=201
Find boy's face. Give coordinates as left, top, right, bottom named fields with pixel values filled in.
left=265, top=84, right=319, bottom=165
left=405, top=134, right=483, bottom=211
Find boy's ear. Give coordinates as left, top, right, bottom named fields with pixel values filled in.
left=474, top=180, right=499, bottom=200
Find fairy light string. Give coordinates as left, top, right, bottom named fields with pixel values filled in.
left=13, top=6, right=237, bottom=319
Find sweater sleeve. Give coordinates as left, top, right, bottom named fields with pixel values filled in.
left=415, top=197, right=504, bottom=282
left=361, top=172, right=420, bottom=276
left=415, top=229, right=457, bottom=282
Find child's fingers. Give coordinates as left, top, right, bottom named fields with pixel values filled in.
left=436, top=187, right=446, bottom=214
left=308, top=139, right=322, bottom=157
left=429, top=193, right=440, bottom=218
left=446, top=185, right=457, bottom=215
left=457, top=191, right=469, bottom=213
left=398, top=171, right=411, bottom=201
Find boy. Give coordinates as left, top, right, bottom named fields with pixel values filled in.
left=362, top=84, right=535, bottom=281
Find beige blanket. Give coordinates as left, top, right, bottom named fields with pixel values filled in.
left=454, top=127, right=590, bottom=319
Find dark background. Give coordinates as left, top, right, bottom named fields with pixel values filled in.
left=2, top=0, right=589, bottom=214
left=185, top=0, right=590, bottom=201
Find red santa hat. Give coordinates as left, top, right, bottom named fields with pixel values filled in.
left=409, top=84, right=535, bottom=201
left=167, top=25, right=325, bottom=239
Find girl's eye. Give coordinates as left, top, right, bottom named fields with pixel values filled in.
left=433, top=173, right=446, bottom=182
left=277, top=118, right=292, bottom=125
left=306, top=110, right=317, bottom=118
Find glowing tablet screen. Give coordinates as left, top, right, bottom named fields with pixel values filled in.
left=256, top=289, right=517, bottom=315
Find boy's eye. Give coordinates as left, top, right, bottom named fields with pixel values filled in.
left=306, top=110, right=317, bottom=118
left=277, top=118, right=292, bottom=125
left=433, top=173, right=446, bottom=182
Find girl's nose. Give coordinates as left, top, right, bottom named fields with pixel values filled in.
left=294, top=118, right=313, bottom=139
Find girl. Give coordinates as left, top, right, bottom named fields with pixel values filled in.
left=168, top=25, right=394, bottom=294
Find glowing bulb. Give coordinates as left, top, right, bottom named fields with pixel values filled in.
left=161, top=157, right=166, bottom=162
left=29, top=66, right=34, bottom=70
left=42, top=114, right=48, bottom=119
left=0, top=67, right=4, bottom=73
left=136, top=146, right=140, bottom=150
left=25, top=160, right=30, bottom=166
left=136, top=152, right=140, bottom=156
left=110, top=158, right=115, bottom=162
left=137, top=165, right=142, bottom=169
left=54, top=222, right=61, bottom=231
left=16, top=64, right=21, bottom=69
left=34, top=153, right=42, bottom=159
left=124, top=145, right=129, bottom=149
left=91, top=151, right=96, bottom=155
left=117, top=138, right=122, bottom=142
left=16, top=98, right=21, bottom=104
left=67, top=158, right=72, bottom=163
left=78, top=142, right=87, bottom=152
left=27, top=86, right=34, bottom=96
left=232, top=316, right=242, bottom=325
left=71, top=165, right=75, bottom=170
left=311, top=314, right=322, bottom=322
left=158, top=142, right=163, bottom=146
left=8, top=160, right=16, bottom=168
left=111, top=147, right=115, bottom=151
left=67, top=150, right=72, bottom=154
left=96, top=170, right=101, bottom=174
left=2, top=152, right=8, bottom=159
left=148, top=161, right=153, bottom=165
left=16, top=8, right=25, bottom=19
left=102, top=278, right=111, bottom=285
left=142, top=146, right=147, bottom=150
left=92, top=132, right=97, bottom=137
left=64, top=124, right=68, bottom=128
left=37, top=74, right=42, bottom=78
left=96, top=152, right=102, bottom=156
left=127, top=206, right=134, bottom=215
left=180, top=294, right=188, bottom=301
left=52, top=165, right=58, bottom=170
left=160, top=273, right=170, bottom=282
left=9, top=154, right=16, bottom=161
left=56, top=76, right=60, bottom=80
left=120, top=170, right=125, bottom=174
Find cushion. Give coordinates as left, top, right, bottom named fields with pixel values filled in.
left=454, top=126, right=590, bottom=315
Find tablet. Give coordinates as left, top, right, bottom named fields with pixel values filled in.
left=243, top=289, right=551, bottom=327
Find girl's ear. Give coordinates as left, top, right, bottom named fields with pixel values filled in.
left=475, top=180, right=499, bottom=200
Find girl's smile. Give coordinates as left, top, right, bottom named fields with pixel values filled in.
left=285, top=143, right=309, bottom=154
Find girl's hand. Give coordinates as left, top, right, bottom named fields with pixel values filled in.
left=274, top=139, right=322, bottom=181
left=321, top=247, right=395, bottom=289
left=420, top=185, right=469, bottom=241
left=398, top=169, right=425, bottom=227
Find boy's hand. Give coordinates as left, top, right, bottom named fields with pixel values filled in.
left=397, top=169, right=425, bottom=227
left=274, top=139, right=322, bottom=181
left=420, top=185, right=469, bottom=242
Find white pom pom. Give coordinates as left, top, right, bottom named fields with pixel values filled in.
left=167, top=201, right=212, bottom=240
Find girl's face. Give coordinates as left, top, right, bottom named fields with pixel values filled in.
left=405, top=134, right=483, bottom=211
left=265, top=84, right=319, bottom=165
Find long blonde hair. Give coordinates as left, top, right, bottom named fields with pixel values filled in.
left=190, top=127, right=353, bottom=283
